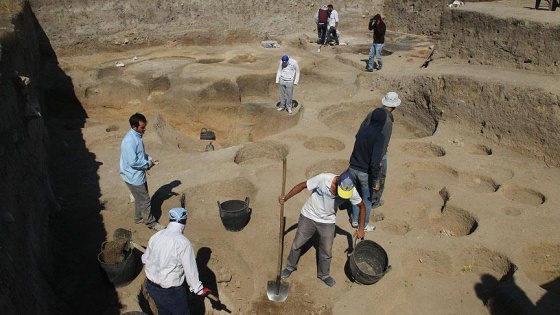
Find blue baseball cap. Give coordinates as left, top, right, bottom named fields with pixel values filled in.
left=337, top=172, right=355, bottom=199
left=281, top=55, right=289, bottom=62
left=169, top=207, right=187, bottom=221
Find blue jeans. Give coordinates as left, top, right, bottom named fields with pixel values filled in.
left=371, top=154, right=388, bottom=206
left=348, top=167, right=372, bottom=225
left=146, top=280, right=190, bottom=315
left=368, top=43, right=384, bottom=70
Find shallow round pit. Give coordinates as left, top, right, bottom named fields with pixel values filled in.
left=105, top=124, right=119, bottom=132
left=427, top=205, right=478, bottom=237
left=500, top=185, right=545, bottom=206
left=500, top=207, right=522, bottom=216
left=303, top=137, right=345, bottom=153
left=457, top=173, right=500, bottom=194
left=234, top=141, right=288, bottom=164
left=459, top=246, right=516, bottom=279
left=401, top=142, right=446, bottom=158
left=381, top=219, right=411, bottom=236
left=465, top=144, right=493, bottom=155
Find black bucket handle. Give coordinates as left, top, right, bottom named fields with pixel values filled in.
left=217, top=197, right=250, bottom=213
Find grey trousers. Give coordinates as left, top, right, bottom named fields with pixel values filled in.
left=126, top=182, right=156, bottom=227
left=279, top=81, right=294, bottom=110
left=286, top=214, right=336, bottom=279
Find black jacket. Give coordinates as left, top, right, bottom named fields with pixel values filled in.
left=349, top=109, right=386, bottom=183
left=369, top=14, right=386, bottom=44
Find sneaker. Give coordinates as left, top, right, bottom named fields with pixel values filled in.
left=365, top=68, right=374, bottom=72
left=287, top=108, right=293, bottom=114
left=135, top=219, right=144, bottom=224
left=320, top=276, right=336, bottom=287
left=149, top=223, right=166, bottom=231
left=281, top=268, right=294, bottom=279
left=365, top=224, right=376, bottom=232
left=351, top=221, right=358, bottom=228
left=277, top=107, right=285, bottom=111
left=372, top=200, right=384, bottom=209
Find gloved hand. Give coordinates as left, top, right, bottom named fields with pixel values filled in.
left=197, top=287, right=212, bottom=297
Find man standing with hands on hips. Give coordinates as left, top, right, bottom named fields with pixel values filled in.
left=275, top=55, right=300, bottom=114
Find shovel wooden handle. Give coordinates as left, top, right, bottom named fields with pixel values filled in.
left=275, top=159, right=287, bottom=281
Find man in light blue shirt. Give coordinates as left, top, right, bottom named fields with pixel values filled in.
left=120, top=113, right=165, bottom=231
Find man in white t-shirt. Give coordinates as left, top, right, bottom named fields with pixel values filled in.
left=278, top=171, right=366, bottom=287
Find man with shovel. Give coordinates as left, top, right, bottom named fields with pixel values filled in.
left=142, top=207, right=213, bottom=314
left=278, top=171, right=366, bottom=287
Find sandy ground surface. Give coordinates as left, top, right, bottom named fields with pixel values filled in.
left=57, top=6, right=560, bottom=315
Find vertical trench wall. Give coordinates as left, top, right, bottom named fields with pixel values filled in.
left=0, top=4, right=57, bottom=314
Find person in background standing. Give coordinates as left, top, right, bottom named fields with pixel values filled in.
left=327, top=4, right=340, bottom=45
left=275, top=55, right=300, bottom=115
left=366, top=14, right=386, bottom=72
left=120, top=113, right=165, bottom=231
left=315, top=4, right=330, bottom=44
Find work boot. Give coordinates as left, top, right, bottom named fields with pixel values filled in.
left=320, top=276, right=336, bottom=287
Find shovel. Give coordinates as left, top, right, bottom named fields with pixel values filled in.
left=113, top=228, right=231, bottom=311
left=266, top=158, right=289, bottom=302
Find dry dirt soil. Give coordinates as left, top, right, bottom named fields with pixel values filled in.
left=48, top=1, right=560, bottom=315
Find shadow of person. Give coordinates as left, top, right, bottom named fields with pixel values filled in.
left=475, top=272, right=535, bottom=315
left=335, top=225, right=354, bottom=254
left=151, top=180, right=181, bottom=220
left=187, top=247, right=224, bottom=315
left=536, top=276, right=560, bottom=314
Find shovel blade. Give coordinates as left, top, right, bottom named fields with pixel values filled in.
left=266, top=280, right=289, bottom=302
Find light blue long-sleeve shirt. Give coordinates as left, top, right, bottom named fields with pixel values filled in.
left=120, top=128, right=151, bottom=185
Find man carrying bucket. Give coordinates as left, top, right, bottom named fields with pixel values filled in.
left=278, top=171, right=366, bottom=287
left=142, top=207, right=213, bottom=314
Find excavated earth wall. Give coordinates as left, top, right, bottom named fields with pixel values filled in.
left=437, top=7, right=560, bottom=74
left=29, top=0, right=383, bottom=54
left=372, top=73, right=560, bottom=166
left=0, top=3, right=57, bottom=313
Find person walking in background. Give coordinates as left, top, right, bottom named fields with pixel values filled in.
left=366, top=14, right=386, bottom=72
left=348, top=108, right=387, bottom=232
left=327, top=4, right=340, bottom=45
left=142, top=207, right=213, bottom=314
left=275, top=55, right=300, bottom=114
left=361, top=92, right=402, bottom=211
left=315, top=4, right=330, bottom=44
left=120, top=113, right=165, bottom=231
left=278, top=172, right=366, bottom=287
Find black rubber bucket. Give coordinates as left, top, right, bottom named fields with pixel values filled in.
left=217, top=197, right=251, bottom=232
left=98, top=241, right=142, bottom=287
left=348, top=239, right=391, bottom=285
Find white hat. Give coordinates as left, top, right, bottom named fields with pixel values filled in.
left=382, top=92, right=401, bottom=108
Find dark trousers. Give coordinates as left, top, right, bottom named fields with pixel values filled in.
left=536, top=0, right=559, bottom=10
left=317, top=23, right=327, bottom=44
left=147, top=280, right=190, bottom=315
left=328, top=26, right=339, bottom=44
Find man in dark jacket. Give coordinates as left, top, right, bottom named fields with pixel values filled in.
left=366, top=14, right=386, bottom=71
left=347, top=109, right=386, bottom=231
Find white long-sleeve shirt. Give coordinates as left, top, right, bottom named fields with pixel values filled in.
left=328, top=9, right=339, bottom=28
left=142, top=222, right=203, bottom=293
left=276, top=59, right=300, bottom=85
